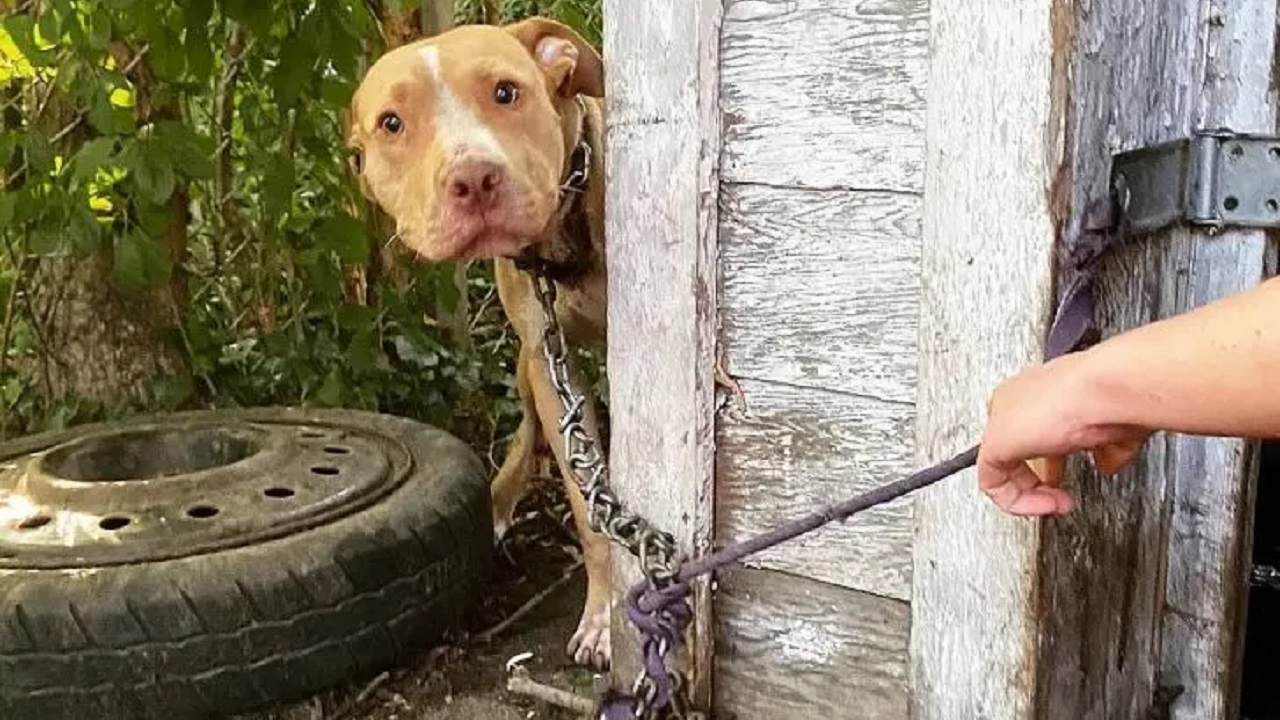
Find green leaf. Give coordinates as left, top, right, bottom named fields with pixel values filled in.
left=346, top=330, right=378, bottom=373
left=135, top=200, right=173, bottom=237
left=220, top=0, right=273, bottom=37
left=270, top=40, right=316, bottom=108
left=314, top=367, right=344, bottom=406
left=9, top=189, right=41, bottom=226
left=28, top=221, right=67, bottom=255
left=183, top=0, right=214, bottom=34
left=21, top=132, right=54, bottom=175
left=154, top=121, right=214, bottom=180
left=262, top=162, right=295, bottom=218
left=86, top=89, right=116, bottom=135
left=113, top=229, right=171, bottom=290
left=335, top=304, right=375, bottom=332
left=0, top=194, right=16, bottom=232
left=3, top=16, right=53, bottom=66
left=298, top=7, right=332, bottom=56
left=319, top=77, right=355, bottom=108
left=148, top=26, right=186, bottom=83
left=66, top=203, right=102, bottom=255
left=69, top=137, right=116, bottom=185
left=88, top=7, right=114, bottom=51
left=0, top=132, right=17, bottom=168
left=185, top=33, right=214, bottom=82
left=316, top=213, right=368, bottom=264
left=36, top=10, right=60, bottom=48
left=121, top=137, right=176, bottom=205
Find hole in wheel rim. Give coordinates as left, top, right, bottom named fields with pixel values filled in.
left=99, top=516, right=131, bottom=531
left=187, top=505, right=219, bottom=519
left=264, top=487, right=295, bottom=498
left=17, top=515, right=51, bottom=530
left=42, top=426, right=264, bottom=483
left=310, top=466, right=340, bottom=476
left=324, top=446, right=351, bottom=455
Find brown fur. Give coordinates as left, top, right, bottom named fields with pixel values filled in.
left=348, top=18, right=614, bottom=669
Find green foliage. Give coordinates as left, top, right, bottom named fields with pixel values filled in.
left=0, top=0, right=604, bottom=457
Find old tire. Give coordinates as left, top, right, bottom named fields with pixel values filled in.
left=0, top=407, right=493, bottom=720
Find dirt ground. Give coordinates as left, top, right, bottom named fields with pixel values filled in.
left=236, top=479, right=601, bottom=720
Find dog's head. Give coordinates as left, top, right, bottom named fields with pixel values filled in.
left=347, top=18, right=603, bottom=262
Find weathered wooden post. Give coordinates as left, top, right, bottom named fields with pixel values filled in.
left=602, top=0, right=722, bottom=707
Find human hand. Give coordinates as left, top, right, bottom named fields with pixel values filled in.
left=976, top=353, right=1151, bottom=516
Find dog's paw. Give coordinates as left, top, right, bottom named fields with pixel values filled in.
left=567, top=605, right=611, bottom=670
left=491, top=512, right=513, bottom=545
left=490, top=494, right=518, bottom=545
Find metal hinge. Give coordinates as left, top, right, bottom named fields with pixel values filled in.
left=1110, top=129, right=1280, bottom=236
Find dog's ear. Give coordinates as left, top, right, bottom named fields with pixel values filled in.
left=505, top=17, right=603, bottom=99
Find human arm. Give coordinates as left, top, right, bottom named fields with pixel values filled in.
left=977, top=274, right=1280, bottom=516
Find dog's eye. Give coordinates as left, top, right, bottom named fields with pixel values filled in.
left=378, top=112, right=403, bottom=135
left=494, top=81, right=519, bottom=106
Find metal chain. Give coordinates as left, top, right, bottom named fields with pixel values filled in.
left=523, top=264, right=692, bottom=720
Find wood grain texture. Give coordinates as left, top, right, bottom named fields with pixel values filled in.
left=716, top=377, right=916, bottom=601
left=1038, top=1, right=1278, bottom=718
left=719, top=184, right=921, bottom=405
left=720, top=0, right=928, bottom=191
left=909, top=0, right=1065, bottom=716
left=713, top=567, right=909, bottom=719
left=601, top=0, right=722, bottom=706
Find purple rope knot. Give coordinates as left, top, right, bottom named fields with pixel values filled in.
left=596, top=577, right=694, bottom=718
left=1047, top=194, right=1126, bottom=358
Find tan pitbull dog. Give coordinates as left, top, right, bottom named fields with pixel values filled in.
left=347, top=18, right=612, bottom=669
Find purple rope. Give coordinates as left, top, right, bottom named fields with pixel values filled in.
left=601, top=195, right=1126, bottom=718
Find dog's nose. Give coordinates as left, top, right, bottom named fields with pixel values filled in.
left=444, top=160, right=504, bottom=211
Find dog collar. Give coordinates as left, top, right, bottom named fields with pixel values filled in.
left=555, top=95, right=592, bottom=218
left=514, top=97, right=594, bottom=280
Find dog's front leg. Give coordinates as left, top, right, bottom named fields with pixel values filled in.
left=525, top=344, right=614, bottom=671
left=491, top=352, right=541, bottom=540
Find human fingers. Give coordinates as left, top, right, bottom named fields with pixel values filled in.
left=981, top=460, right=1075, bottom=516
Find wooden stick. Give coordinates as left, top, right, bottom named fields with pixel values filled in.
left=505, top=667, right=595, bottom=716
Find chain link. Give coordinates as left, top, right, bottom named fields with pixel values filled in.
left=521, top=264, right=692, bottom=720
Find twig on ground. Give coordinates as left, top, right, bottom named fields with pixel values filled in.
left=323, top=669, right=390, bottom=720
left=506, top=667, right=595, bottom=716
left=476, top=559, right=583, bottom=643
left=353, top=671, right=390, bottom=705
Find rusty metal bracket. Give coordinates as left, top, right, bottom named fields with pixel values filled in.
left=1110, top=128, right=1280, bottom=236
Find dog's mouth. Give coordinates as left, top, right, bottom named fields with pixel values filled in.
left=447, top=228, right=533, bottom=259
left=434, top=193, right=559, bottom=260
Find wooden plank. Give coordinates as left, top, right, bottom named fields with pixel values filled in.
left=716, top=377, right=915, bottom=601
left=601, top=0, right=722, bottom=707
left=713, top=567, right=909, bottom=719
left=1036, top=2, right=1278, bottom=719
left=908, top=0, right=1066, bottom=715
left=719, top=184, right=921, bottom=405
left=720, top=0, right=928, bottom=191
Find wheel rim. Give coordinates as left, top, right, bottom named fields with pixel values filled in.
left=0, top=415, right=414, bottom=569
